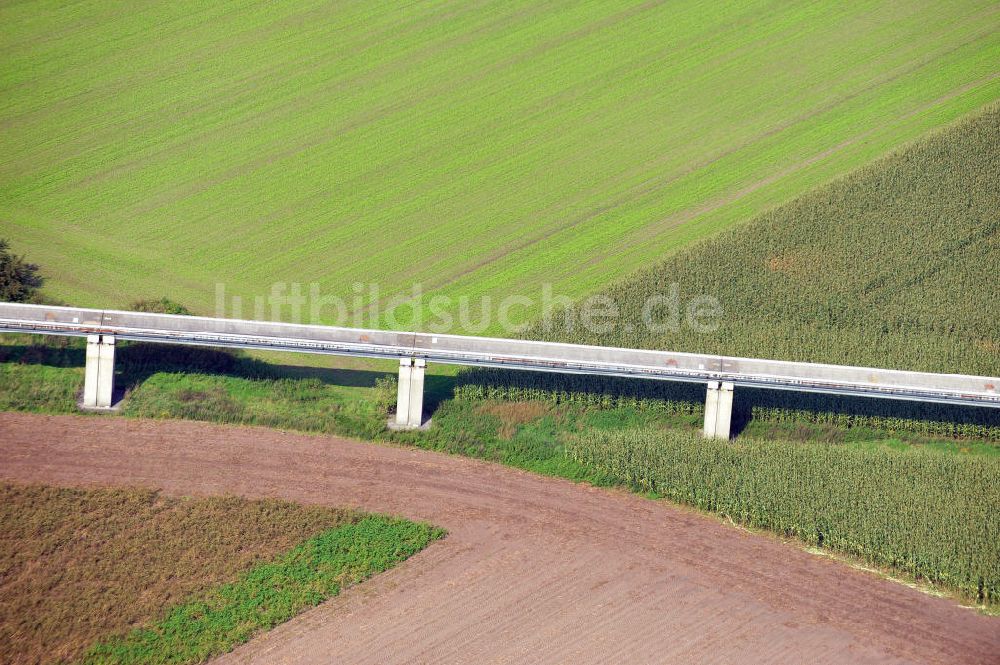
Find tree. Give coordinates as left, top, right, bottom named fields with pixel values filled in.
left=0, top=239, right=44, bottom=303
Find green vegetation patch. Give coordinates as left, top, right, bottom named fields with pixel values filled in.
left=2, top=332, right=997, bottom=445
left=125, top=371, right=391, bottom=441
left=450, top=105, right=1000, bottom=438
left=0, top=361, right=82, bottom=412
left=566, top=429, right=1000, bottom=605
left=0, top=335, right=83, bottom=412
left=0, top=483, right=441, bottom=665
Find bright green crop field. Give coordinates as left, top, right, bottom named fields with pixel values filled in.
left=2, top=0, right=999, bottom=330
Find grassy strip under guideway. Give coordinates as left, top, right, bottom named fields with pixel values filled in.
left=3, top=334, right=998, bottom=444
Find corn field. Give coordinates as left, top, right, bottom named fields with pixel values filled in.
left=567, top=429, right=1000, bottom=604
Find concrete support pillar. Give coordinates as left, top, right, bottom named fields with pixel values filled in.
left=715, top=381, right=734, bottom=440
left=408, top=358, right=426, bottom=426
left=83, top=334, right=115, bottom=408
left=83, top=335, right=101, bottom=407
left=395, top=358, right=426, bottom=428
left=703, top=381, right=720, bottom=438
left=395, top=358, right=412, bottom=426
left=703, top=381, right=734, bottom=439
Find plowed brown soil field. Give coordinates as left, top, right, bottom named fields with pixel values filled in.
left=1, top=412, right=997, bottom=664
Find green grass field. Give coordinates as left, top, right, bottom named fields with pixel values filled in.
left=3, top=1, right=999, bottom=329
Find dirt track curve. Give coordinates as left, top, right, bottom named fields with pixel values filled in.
left=1, top=413, right=997, bottom=664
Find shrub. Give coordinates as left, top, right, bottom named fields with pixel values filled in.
left=128, top=297, right=193, bottom=315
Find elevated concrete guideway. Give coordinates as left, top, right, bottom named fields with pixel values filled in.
left=1, top=302, right=998, bottom=437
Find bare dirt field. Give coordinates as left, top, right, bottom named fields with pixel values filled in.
left=1, top=412, right=997, bottom=664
